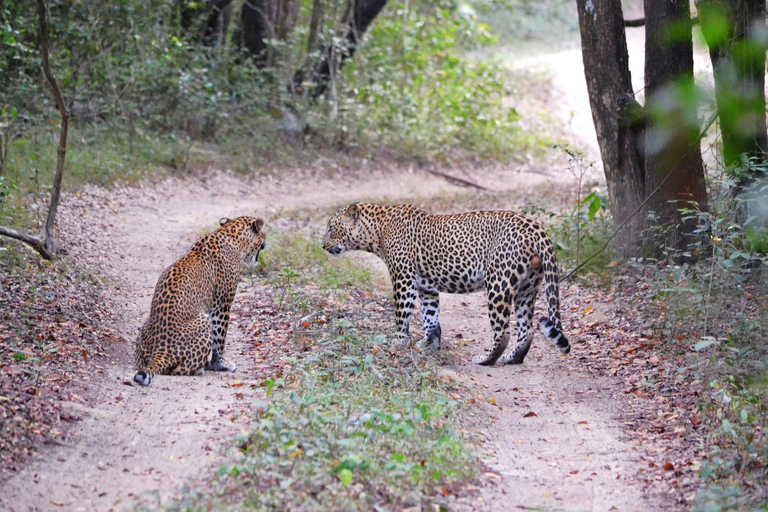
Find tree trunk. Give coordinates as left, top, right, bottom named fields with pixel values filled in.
left=180, top=0, right=233, bottom=47
left=698, top=0, right=767, bottom=174
left=203, top=0, right=233, bottom=47
left=295, top=0, right=389, bottom=98
left=307, top=0, right=324, bottom=57
left=241, top=0, right=300, bottom=68
left=0, top=0, right=66, bottom=260
left=644, top=0, right=708, bottom=252
left=575, top=0, right=646, bottom=254
left=37, top=0, right=69, bottom=256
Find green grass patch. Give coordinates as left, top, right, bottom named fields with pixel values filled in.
left=165, top=227, right=480, bottom=511
left=256, top=230, right=381, bottom=292
left=207, top=327, right=477, bottom=510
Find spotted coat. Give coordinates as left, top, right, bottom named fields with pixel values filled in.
left=133, top=216, right=266, bottom=387
left=322, top=204, right=569, bottom=365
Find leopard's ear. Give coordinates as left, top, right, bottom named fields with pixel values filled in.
left=252, top=218, right=264, bottom=233
left=219, top=217, right=231, bottom=227
left=344, top=203, right=360, bottom=221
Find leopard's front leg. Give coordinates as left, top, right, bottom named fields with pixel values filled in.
left=391, top=270, right=417, bottom=345
left=417, top=285, right=441, bottom=350
left=206, top=294, right=236, bottom=372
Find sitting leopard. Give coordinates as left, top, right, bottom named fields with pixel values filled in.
left=322, top=203, right=569, bottom=365
left=133, top=216, right=266, bottom=387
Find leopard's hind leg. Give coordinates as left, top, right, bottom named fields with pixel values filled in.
left=473, top=271, right=513, bottom=366
left=174, top=312, right=214, bottom=376
left=499, top=275, right=541, bottom=365
left=134, top=348, right=179, bottom=387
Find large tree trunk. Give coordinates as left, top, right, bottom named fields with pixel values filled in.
left=180, top=0, right=233, bottom=47
left=644, top=0, right=708, bottom=252
left=698, top=0, right=767, bottom=175
left=241, top=0, right=300, bottom=68
left=294, top=0, right=389, bottom=98
left=575, top=0, right=646, bottom=254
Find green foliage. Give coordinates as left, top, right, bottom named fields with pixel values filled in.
left=339, top=3, right=528, bottom=161
left=693, top=371, right=768, bottom=512
left=206, top=327, right=477, bottom=510
left=471, top=0, right=579, bottom=49
left=644, top=171, right=768, bottom=509
left=523, top=146, right=616, bottom=278
left=256, top=230, right=379, bottom=291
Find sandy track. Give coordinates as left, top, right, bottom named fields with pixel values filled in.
left=0, top=165, right=482, bottom=511
left=1, top=161, right=668, bottom=511
left=1, top=159, right=661, bottom=512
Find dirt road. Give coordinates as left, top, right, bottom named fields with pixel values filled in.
left=0, top=158, right=666, bottom=511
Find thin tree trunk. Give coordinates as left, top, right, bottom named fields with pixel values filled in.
left=644, top=0, right=707, bottom=252
left=307, top=0, right=324, bottom=57
left=203, top=0, right=234, bottom=47
left=38, top=0, right=69, bottom=256
left=0, top=0, right=66, bottom=260
left=296, top=0, right=389, bottom=98
left=575, top=0, right=646, bottom=254
left=241, top=0, right=300, bottom=68
left=699, top=0, right=767, bottom=173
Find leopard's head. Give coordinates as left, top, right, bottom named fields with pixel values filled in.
left=218, top=216, right=266, bottom=267
left=322, top=203, right=369, bottom=256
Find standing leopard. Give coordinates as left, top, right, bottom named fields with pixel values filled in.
left=133, top=216, right=266, bottom=387
left=322, top=203, right=569, bottom=365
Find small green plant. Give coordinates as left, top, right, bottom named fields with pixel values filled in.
left=276, top=268, right=299, bottom=308
left=528, top=146, right=615, bottom=277
left=203, top=327, right=477, bottom=510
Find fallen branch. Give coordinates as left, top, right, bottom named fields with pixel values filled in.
left=0, top=226, right=53, bottom=259
left=426, top=169, right=489, bottom=191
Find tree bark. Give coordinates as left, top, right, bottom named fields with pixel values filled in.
left=203, top=0, right=233, bottom=47
left=295, top=0, right=389, bottom=98
left=0, top=0, right=65, bottom=260
left=241, top=0, right=300, bottom=68
left=37, top=0, right=69, bottom=257
left=575, top=0, right=646, bottom=254
left=698, top=0, right=767, bottom=173
left=307, top=0, right=324, bottom=57
left=644, top=0, right=708, bottom=251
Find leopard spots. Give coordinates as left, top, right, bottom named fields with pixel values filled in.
left=322, top=203, right=569, bottom=365
left=133, top=216, right=266, bottom=387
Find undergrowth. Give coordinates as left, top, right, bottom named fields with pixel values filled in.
left=207, top=327, right=475, bottom=511
left=644, top=171, right=768, bottom=511
left=165, top=227, right=479, bottom=511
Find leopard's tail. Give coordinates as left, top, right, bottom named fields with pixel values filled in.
left=537, top=238, right=570, bottom=354
left=133, top=344, right=167, bottom=388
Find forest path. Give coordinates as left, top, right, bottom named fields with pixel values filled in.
left=2, top=159, right=663, bottom=511
left=1, top=30, right=686, bottom=509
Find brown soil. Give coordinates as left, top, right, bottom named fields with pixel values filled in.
left=0, top=157, right=674, bottom=511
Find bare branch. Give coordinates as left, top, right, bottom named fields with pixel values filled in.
left=0, top=226, right=54, bottom=259
left=425, top=169, right=489, bottom=191
left=624, top=18, right=645, bottom=27
left=625, top=16, right=698, bottom=27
